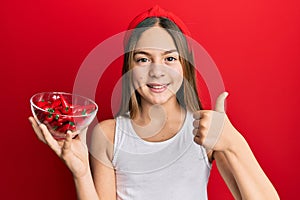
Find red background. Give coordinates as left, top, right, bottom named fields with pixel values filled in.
left=2, top=0, right=300, bottom=199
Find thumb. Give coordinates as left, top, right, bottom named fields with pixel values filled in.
left=214, top=92, right=229, bottom=113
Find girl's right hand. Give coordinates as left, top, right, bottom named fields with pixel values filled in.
left=28, top=116, right=90, bottom=179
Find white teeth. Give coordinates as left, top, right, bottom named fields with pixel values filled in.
left=147, top=84, right=168, bottom=89
left=152, top=85, right=164, bottom=89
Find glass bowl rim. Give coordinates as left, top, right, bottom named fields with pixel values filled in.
left=30, top=91, right=98, bottom=118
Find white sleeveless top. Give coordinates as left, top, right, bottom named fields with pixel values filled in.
left=112, top=111, right=211, bottom=200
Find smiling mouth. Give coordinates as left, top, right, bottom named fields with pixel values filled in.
left=146, top=83, right=170, bottom=93
left=146, top=83, right=169, bottom=88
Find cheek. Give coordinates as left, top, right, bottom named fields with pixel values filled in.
left=168, top=64, right=184, bottom=82
left=166, top=65, right=184, bottom=93
left=132, top=67, right=147, bottom=87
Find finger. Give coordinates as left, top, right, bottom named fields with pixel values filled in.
left=39, top=124, right=61, bottom=155
left=193, top=128, right=205, bottom=137
left=214, top=92, right=229, bottom=113
left=194, top=134, right=205, bottom=145
left=193, top=119, right=200, bottom=128
left=67, top=130, right=79, bottom=139
left=62, top=132, right=72, bottom=152
left=193, top=110, right=211, bottom=119
left=193, top=111, right=201, bottom=120
left=28, top=116, right=37, bottom=126
left=193, top=128, right=198, bottom=136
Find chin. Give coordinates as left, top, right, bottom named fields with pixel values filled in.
left=148, top=96, right=176, bottom=105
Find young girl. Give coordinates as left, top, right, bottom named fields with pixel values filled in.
left=29, top=5, right=279, bottom=200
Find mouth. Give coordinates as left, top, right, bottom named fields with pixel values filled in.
left=146, top=83, right=170, bottom=93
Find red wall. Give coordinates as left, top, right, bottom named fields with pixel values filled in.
left=2, top=0, right=300, bottom=199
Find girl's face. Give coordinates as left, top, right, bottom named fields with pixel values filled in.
left=131, top=26, right=183, bottom=106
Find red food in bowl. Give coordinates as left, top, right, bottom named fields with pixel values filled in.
left=30, top=92, right=98, bottom=140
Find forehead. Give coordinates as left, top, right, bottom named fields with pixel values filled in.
left=135, top=27, right=177, bottom=51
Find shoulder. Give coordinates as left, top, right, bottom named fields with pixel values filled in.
left=92, top=119, right=116, bottom=144
left=90, top=119, right=116, bottom=162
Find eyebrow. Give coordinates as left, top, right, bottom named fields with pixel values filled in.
left=133, top=49, right=178, bottom=56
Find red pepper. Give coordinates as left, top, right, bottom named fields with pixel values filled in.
left=41, top=107, right=55, bottom=124
left=36, top=100, right=48, bottom=108
left=50, top=119, right=64, bottom=127
left=56, top=116, right=65, bottom=125
left=50, top=99, right=61, bottom=108
left=57, top=124, right=68, bottom=133
left=54, top=105, right=63, bottom=112
left=34, top=93, right=94, bottom=136
left=58, top=115, right=72, bottom=124
left=49, top=125, right=59, bottom=132
left=71, top=105, right=83, bottom=115
left=54, top=111, right=61, bottom=121
left=36, top=110, right=45, bottom=122
left=81, top=109, right=87, bottom=116
left=60, top=106, right=72, bottom=115
left=66, top=121, right=76, bottom=132
left=69, top=121, right=76, bottom=131
left=41, top=104, right=55, bottom=113
left=67, top=116, right=75, bottom=125
left=74, top=116, right=87, bottom=126
left=59, top=94, right=71, bottom=114
left=58, top=122, right=76, bottom=133
left=44, top=113, right=54, bottom=123
left=72, top=104, right=96, bottom=115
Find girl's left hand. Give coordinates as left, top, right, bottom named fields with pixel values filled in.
left=192, top=92, right=241, bottom=152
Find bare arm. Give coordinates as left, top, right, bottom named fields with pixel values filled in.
left=211, top=151, right=242, bottom=199
left=29, top=116, right=100, bottom=200
left=73, top=169, right=99, bottom=200
left=213, top=125, right=279, bottom=199
left=194, top=92, right=280, bottom=199
left=29, top=117, right=117, bottom=200
left=89, top=120, right=117, bottom=200
left=68, top=119, right=117, bottom=200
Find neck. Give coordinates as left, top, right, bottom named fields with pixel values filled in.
left=132, top=97, right=186, bottom=142
left=138, top=97, right=183, bottom=123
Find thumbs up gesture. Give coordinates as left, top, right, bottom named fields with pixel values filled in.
left=193, top=92, right=237, bottom=151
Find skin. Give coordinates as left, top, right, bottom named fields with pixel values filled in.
left=28, top=26, right=280, bottom=200
left=130, top=26, right=185, bottom=141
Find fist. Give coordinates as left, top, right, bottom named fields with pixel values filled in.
left=193, top=92, right=234, bottom=151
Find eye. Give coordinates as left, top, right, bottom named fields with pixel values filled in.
left=165, top=56, right=177, bottom=62
left=136, top=57, right=150, bottom=63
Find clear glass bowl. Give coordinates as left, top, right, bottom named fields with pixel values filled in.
left=30, top=92, right=98, bottom=140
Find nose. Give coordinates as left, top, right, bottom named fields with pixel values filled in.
left=148, top=63, right=165, bottom=78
